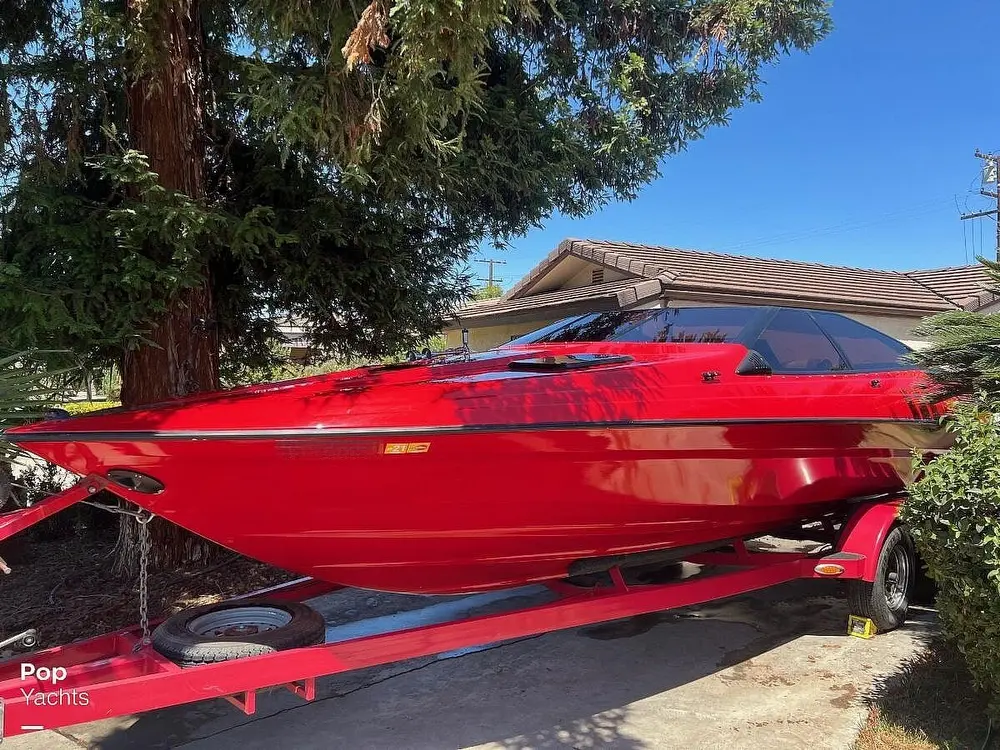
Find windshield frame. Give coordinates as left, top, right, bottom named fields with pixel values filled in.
left=498, top=306, right=916, bottom=373
left=501, top=306, right=772, bottom=348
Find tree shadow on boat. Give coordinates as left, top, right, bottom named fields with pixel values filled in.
left=79, top=578, right=910, bottom=750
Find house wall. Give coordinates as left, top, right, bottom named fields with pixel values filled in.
left=846, top=312, right=927, bottom=350
left=448, top=296, right=938, bottom=353
left=444, top=319, right=555, bottom=351
left=664, top=298, right=929, bottom=349
left=526, top=256, right=630, bottom=294
left=444, top=294, right=665, bottom=351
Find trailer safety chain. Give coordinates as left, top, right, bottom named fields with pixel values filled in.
left=81, top=499, right=153, bottom=520
left=135, top=512, right=153, bottom=650
left=27, top=486, right=158, bottom=649
left=74, top=495, right=155, bottom=648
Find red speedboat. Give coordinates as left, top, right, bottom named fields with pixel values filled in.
left=4, top=306, right=949, bottom=594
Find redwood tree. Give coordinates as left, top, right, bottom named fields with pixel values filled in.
left=121, top=0, right=218, bottom=405
left=0, top=0, right=831, bottom=566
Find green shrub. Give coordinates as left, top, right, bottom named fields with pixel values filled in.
left=15, top=461, right=104, bottom=539
left=61, top=400, right=120, bottom=415
left=902, top=397, right=1000, bottom=717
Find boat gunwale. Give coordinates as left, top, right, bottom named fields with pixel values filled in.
left=3, top=416, right=943, bottom=443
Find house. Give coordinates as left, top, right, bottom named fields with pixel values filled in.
left=444, top=239, right=996, bottom=351
left=275, top=318, right=312, bottom=360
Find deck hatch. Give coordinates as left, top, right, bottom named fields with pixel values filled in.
left=507, top=354, right=633, bottom=371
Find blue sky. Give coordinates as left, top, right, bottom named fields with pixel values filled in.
left=477, top=1, right=1000, bottom=290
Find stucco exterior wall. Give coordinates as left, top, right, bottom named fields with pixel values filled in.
left=844, top=311, right=927, bottom=350
left=445, top=296, right=666, bottom=351
left=664, top=298, right=930, bottom=349
left=448, top=297, right=941, bottom=353
left=444, top=319, right=557, bottom=351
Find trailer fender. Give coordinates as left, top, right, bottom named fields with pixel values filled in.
left=837, top=499, right=903, bottom=582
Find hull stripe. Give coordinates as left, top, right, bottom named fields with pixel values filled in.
left=3, top=417, right=941, bottom=443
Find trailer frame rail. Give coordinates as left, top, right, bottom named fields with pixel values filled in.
left=0, top=477, right=899, bottom=740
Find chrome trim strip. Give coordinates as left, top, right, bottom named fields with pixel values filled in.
left=4, top=417, right=942, bottom=443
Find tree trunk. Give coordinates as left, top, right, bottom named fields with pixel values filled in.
left=117, top=0, right=221, bottom=573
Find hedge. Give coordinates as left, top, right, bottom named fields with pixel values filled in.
left=901, top=397, right=1000, bottom=718
left=61, top=401, right=120, bottom=415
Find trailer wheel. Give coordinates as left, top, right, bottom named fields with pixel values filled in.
left=151, top=598, right=325, bottom=666
left=847, top=525, right=915, bottom=633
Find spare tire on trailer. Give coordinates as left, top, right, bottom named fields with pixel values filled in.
left=151, top=598, right=326, bottom=666
left=847, top=525, right=916, bottom=633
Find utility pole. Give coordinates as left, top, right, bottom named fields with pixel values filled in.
left=960, top=150, right=1000, bottom=260
left=475, top=257, right=506, bottom=288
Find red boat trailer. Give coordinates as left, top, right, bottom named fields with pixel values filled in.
left=0, top=476, right=906, bottom=740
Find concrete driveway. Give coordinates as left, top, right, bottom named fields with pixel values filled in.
left=7, top=577, right=935, bottom=750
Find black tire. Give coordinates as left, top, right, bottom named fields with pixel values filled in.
left=151, top=598, right=326, bottom=666
left=847, top=525, right=916, bottom=633
left=911, top=553, right=937, bottom=606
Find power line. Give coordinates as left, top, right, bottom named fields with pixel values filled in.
left=957, top=195, right=969, bottom=263
left=960, top=150, right=1000, bottom=260
left=474, top=257, right=506, bottom=287
left=722, top=191, right=978, bottom=254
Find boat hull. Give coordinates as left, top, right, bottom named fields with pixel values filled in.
left=21, top=418, right=945, bottom=594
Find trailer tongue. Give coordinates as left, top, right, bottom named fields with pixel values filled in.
left=0, top=476, right=914, bottom=741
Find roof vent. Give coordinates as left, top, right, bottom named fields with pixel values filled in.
left=591, top=268, right=604, bottom=285
left=736, top=350, right=773, bottom=376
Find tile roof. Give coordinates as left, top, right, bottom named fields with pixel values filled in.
left=906, top=265, right=999, bottom=310
left=454, top=239, right=993, bottom=323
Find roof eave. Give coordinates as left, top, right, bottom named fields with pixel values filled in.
left=445, top=279, right=663, bottom=330
left=443, top=297, right=622, bottom=329
left=962, top=290, right=1000, bottom=311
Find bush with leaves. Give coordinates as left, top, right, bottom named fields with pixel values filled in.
left=910, top=257, right=1000, bottom=399
left=902, top=397, right=1000, bottom=718
left=61, top=400, right=120, bottom=416
left=0, top=351, right=73, bottom=507
left=0, top=351, right=114, bottom=539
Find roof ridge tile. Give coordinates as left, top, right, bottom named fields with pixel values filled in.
left=575, top=238, right=913, bottom=275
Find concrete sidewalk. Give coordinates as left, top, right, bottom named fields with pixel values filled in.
left=7, top=579, right=935, bottom=750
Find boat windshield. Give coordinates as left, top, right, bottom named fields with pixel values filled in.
left=505, top=307, right=760, bottom=346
